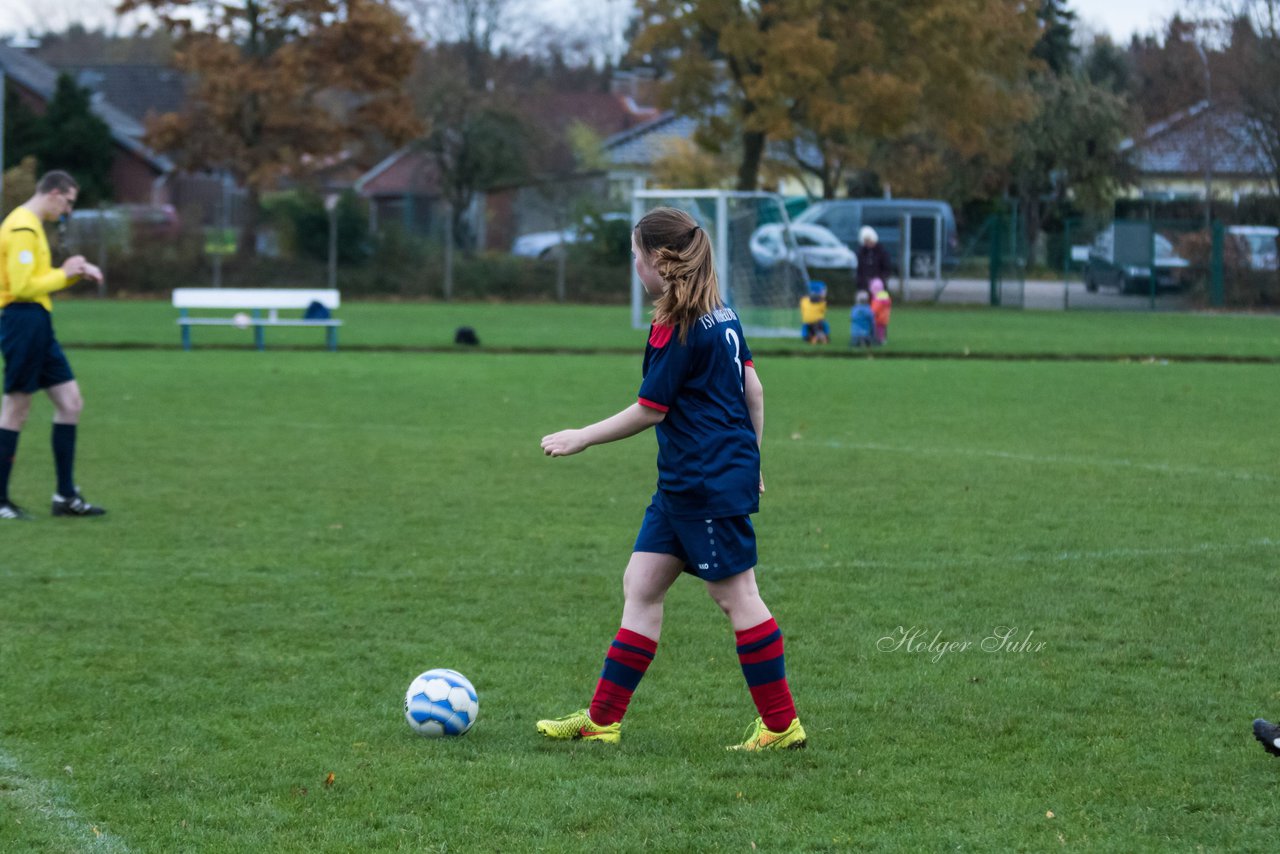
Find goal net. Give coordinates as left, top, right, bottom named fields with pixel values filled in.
left=630, top=190, right=810, bottom=337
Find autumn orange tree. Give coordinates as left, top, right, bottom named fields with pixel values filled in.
left=828, top=0, right=1039, bottom=200
left=634, top=0, right=1039, bottom=198
left=633, top=0, right=830, bottom=191
left=117, top=0, right=422, bottom=256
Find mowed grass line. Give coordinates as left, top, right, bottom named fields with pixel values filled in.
left=51, top=297, right=1280, bottom=359
left=0, top=349, right=1278, bottom=850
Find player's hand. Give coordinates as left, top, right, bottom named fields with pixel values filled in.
left=542, top=429, right=588, bottom=457
left=62, top=255, right=89, bottom=278
left=759, top=472, right=766, bottom=494
left=81, top=262, right=103, bottom=284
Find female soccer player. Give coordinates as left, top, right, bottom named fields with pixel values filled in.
left=537, top=207, right=805, bottom=751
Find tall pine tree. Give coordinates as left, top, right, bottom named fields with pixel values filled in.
left=1010, top=0, right=1133, bottom=254
left=1032, top=0, right=1078, bottom=75
left=36, top=74, right=115, bottom=205
left=3, top=84, right=44, bottom=171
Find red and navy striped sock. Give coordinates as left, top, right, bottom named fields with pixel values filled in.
left=588, top=628, right=658, bottom=726
left=736, top=617, right=797, bottom=732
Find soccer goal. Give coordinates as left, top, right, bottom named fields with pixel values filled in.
left=630, top=190, right=810, bottom=337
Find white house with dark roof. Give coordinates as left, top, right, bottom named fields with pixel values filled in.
left=602, top=111, right=702, bottom=185
left=602, top=108, right=824, bottom=198
left=1121, top=100, right=1275, bottom=201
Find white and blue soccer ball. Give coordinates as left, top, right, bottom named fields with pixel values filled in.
left=404, top=669, right=478, bottom=737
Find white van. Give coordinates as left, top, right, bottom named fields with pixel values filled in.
left=794, top=198, right=959, bottom=276
left=1227, top=225, right=1279, bottom=271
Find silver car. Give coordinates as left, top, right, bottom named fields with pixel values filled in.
left=511, top=212, right=628, bottom=259
left=749, top=223, right=857, bottom=272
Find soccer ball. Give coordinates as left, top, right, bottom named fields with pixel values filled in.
left=404, top=669, right=478, bottom=737
left=232, top=311, right=252, bottom=329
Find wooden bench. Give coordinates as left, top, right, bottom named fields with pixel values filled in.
left=172, top=288, right=342, bottom=351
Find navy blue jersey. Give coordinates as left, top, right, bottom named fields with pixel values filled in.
left=637, top=307, right=759, bottom=520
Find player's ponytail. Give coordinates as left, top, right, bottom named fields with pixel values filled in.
left=634, top=207, right=720, bottom=342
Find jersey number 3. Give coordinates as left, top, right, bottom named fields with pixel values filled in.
left=725, top=328, right=743, bottom=390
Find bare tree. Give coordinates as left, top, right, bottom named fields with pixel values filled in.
left=1207, top=1, right=1280, bottom=193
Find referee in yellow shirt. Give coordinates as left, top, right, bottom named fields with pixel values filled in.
left=0, top=170, right=106, bottom=519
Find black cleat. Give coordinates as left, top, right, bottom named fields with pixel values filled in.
left=51, top=491, right=106, bottom=517
left=1253, top=719, right=1280, bottom=757
left=0, top=500, right=33, bottom=520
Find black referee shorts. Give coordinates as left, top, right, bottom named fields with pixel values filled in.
left=1, top=303, right=75, bottom=394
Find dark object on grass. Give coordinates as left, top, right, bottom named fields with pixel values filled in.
left=1254, top=719, right=1280, bottom=757
left=455, top=326, right=480, bottom=346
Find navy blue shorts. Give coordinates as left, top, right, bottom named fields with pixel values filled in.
left=633, top=498, right=757, bottom=582
left=801, top=320, right=830, bottom=339
left=2, top=303, right=75, bottom=394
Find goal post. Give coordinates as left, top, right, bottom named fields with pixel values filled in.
left=630, top=190, right=810, bottom=337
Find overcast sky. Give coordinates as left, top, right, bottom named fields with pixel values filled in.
left=1072, top=0, right=1193, bottom=42
left=0, top=0, right=1194, bottom=47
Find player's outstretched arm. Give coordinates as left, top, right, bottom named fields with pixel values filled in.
left=541, top=402, right=665, bottom=457
left=744, top=365, right=765, bottom=493
left=744, top=365, right=764, bottom=447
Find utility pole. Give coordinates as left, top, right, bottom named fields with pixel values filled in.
left=1, top=63, right=6, bottom=209
left=325, top=193, right=339, bottom=290
left=1192, top=40, right=1213, bottom=231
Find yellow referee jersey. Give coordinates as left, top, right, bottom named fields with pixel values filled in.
left=0, top=206, right=69, bottom=311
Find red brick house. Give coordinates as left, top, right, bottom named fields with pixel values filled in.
left=0, top=42, right=174, bottom=204
left=354, top=89, right=658, bottom=250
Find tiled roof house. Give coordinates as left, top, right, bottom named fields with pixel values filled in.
left=1121, top=100, right=1275, bottom=199
left=0, top=42, right=174, bottom=203
left=355, top=90, right=659, bottom=249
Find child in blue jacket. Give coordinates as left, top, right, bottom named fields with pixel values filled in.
left=850, top=291, right=874, bottom=347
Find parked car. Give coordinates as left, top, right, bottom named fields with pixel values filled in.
left=120, top=203, right=182, bottom=239
left=793, top=198, right=958, bottom=276
left=749, top=223, right=857, bottom=272
left=512, top=212, right=628, bottom=259
left=66, top=208, right=128, bottom=247
left=1083, top=226, right=1190, bottom=293
left=1227, top=225, right=1279, bottom=271
left=69, top=204, right=181, bottom=245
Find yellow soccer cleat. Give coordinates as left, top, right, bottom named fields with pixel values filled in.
left=728, top=717, right=807, bottom=751
left=536, top=709, right=621, bottom=744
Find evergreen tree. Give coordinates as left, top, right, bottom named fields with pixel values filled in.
left=3, top=84, right=45, bottom=171
left=35, top=74, right=115, bottom=205
left=1082, top=35, right=1131, bottom=94
left=1033, top=0, right=1078, bottom=76
left=1010, top=2, right=1134, bottom=253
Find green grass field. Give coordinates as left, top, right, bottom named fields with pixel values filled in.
left=2, top=301, right=1279, bottom=851
left=48, top=296, right=1280, bottom=359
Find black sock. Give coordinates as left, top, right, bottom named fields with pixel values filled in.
left=52, top=423, right=76, bottom=497
left=0, top=428, right=18, bottom=503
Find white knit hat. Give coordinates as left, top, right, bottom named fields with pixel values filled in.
left=859, top=226, right=878, bottom=244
